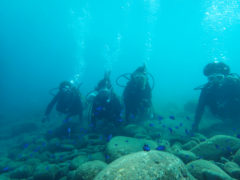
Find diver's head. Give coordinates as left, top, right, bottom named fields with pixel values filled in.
left=98, top=87, right=112, bottom=100
left=59, top=81, right=72, bottom=93
left=132, top=65, right=148, bottom=89
left=204, top=61, right=230, bottom=82
left=204, top=61, right=230, bottom=76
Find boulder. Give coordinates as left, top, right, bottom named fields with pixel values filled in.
left=224, top=161, right=240, bottom=179
left=95, top=150, right=194, bottom=180
left=122, top=124, right=148, bottom=137
left=33, top=164, right=59, bottom=180
left=10, top=165, right=34, bottom=179
left=233, top=149, right=240, bottom=165
left=182, top=140, right=198, bottom=150
left=69, top=155, right=88, bottom=170
left=106, top=136, right=157, bottom=162
left=173, top=150, right=198, bottom=164
left=190, top=135, right=240, bottom=160
left=187, top=160, right=233, bottom=180
left=73, top=160, right=107, bottom=180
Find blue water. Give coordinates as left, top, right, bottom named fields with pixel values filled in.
left=1, top=0, right=240, bottom=118
left=1, top=0, right=240, bottom=178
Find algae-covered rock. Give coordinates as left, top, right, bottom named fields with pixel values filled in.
left=182, top=140, right=198, bottom=150
left=10, top=164, right=34, bottom=179
left=190, top=135, right=240, bottom=160
left=106, top=136, right=157, bottom=162
left=89, top=152, right=105, bottom=162
left=95, top=150, right=193, bottom=180
left=122, top=124, right=148, bottom=137
left=73, top=160, right=107, bottom=180
left=224, top=161, right=240, bottom=179
left=69, top=155, right=88, bottom=170
left=173, top=150, right=198, bottom=164
left=233, top=149, right=240, bottom=166
left=187, top=160, right=233, bottom=180
left=0, top=175, right=10, bottom=180
left=33, top=163, right=59, bottom=180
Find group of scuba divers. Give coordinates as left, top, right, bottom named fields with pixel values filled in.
left=43, top=61, right=240, bottom=134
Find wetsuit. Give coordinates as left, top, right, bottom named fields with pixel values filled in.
left=45, top=87, right=83, bottom=120
left=123, top=77, right=152, bottom=121
left=193, top=74, right=240, bottom=131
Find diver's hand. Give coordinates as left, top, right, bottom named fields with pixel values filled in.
left=42, top=115, right=50, bottom=123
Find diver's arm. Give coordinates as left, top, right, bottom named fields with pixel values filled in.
left=192, top=90, right=206, bottom=132
left=45, top=93, right=59, bottom=116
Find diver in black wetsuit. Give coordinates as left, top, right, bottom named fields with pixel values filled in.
left=192, top=61, right=240, bottom=132
left=87, top=71, right=122, bottom=129
left=123, top=65, right=152, bottom=121
left=43, top=81, right=83, bottom=122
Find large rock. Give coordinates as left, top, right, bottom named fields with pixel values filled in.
left=73, top=160, right=107, bottom=180
left=233, top=149, right=240, bottom=165
left=95, top=150, right=194, bottom=180
left=173, top=150, right=198, bottom=164
left=190, top=135, right=240, bottom=160
left=187, top=160, right=233, bottom=180
left=10, top=165, right=34, bottom=179
left=69, top=155, right=88, bottom=170
left=33, top=164, right=59, bottom=180
left=122, top=124, right=148, bottom=137
left=182, top=140, right=198, bottom=150
left=106, top=136, right=157, bottom=162
left=224, top=161, right=240, bottom=179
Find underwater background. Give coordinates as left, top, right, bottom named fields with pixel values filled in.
left=1, top=0, right=240, bottom=179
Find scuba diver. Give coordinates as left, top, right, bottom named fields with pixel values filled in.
left=192, top=61, right=240, bottom=132
left=120, top=65, right=153, bottom=121
left=87, top=71, right=122, bottom=131
left=43, top=81, right=83, bottom=122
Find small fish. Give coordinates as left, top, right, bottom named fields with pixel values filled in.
left=156, top=145, right=165, bottom=151
left=226, top=146, right=232, bottom=152
left=168, top=127, right=173, bottom=134
left=130, top=114, right=135, bottom=119
left=45, top=166, right=49, bottom=171
left=23, top=143, right=29, bottom=149
left=149, top=123, right=154, bottom=127
left=118, top=118, right=123, bottom=122
left=169, top=115, right=175, bottom=120
left=125, top=140, right=129, bottom=143
left=67, top=128, right=71, bottom=137
left=3, top=167, right=9, bottom=172
left=175, top=126, right=179, bottom=129
left=186, top=116, right=190, bottom=120
left=237, top=134, right=240, bottom=139
left=114, top=144, right=118, bottom=146
left=34, top=146, right=41, bottom=152
left=96, top=106, right=103, bottom=111
left=63, top=117, right=72, bottom=123
left=158, top=116, right=164, bottom=120
left=143, top=144, right=151, bottom=151
left=105, top=154, right=110, bottom=160
left=179, top=123, right=183, bottom=127
left=215, top=144, right=220, bottom=149
left=107, top=134, right=112, bottom=142
left=185, top=129, right=189, bottom=135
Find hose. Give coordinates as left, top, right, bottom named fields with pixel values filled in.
left=116, top=72, right=155, bottom=90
